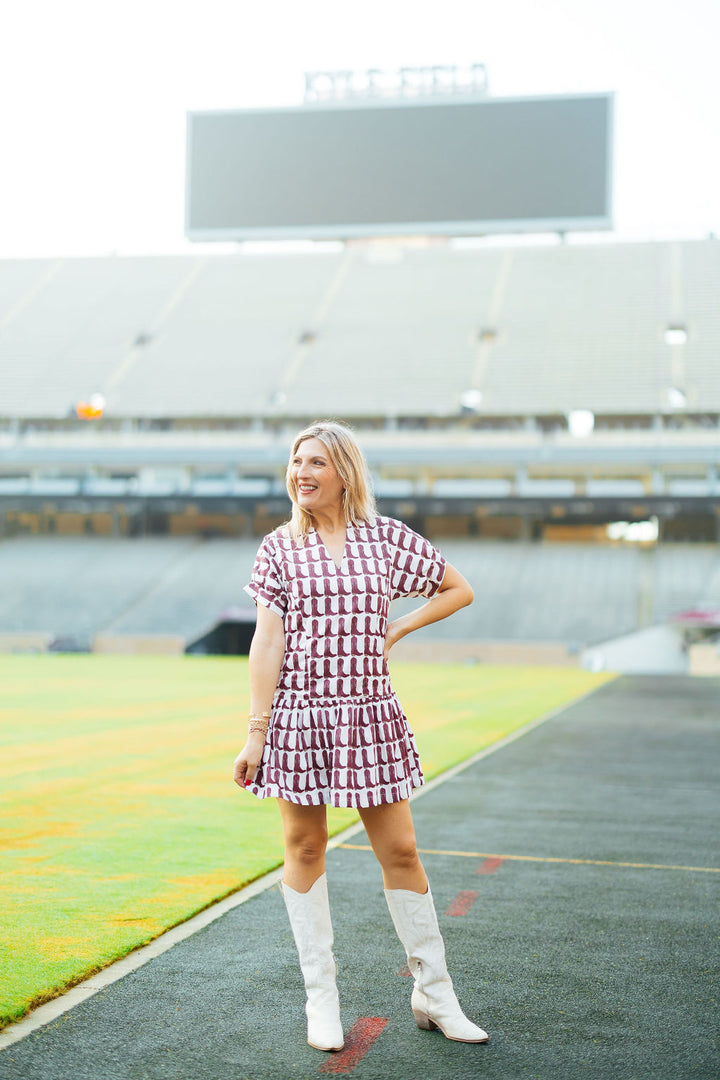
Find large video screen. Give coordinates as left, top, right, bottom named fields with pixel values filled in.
left=186, top=93, right=613, bottom=240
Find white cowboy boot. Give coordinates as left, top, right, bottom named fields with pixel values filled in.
left=384, top=885, right=489, bottom=1043
left=281, top=874, right=344, bottom=1052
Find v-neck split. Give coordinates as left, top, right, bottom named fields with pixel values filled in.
left=313, top=523, right=350, bottom=571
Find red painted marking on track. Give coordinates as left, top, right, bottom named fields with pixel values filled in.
left=397, top=962, right=412, bottom=977
left=445, top=889, right=480, bottom=916
left=319, top=1017, right=389, bottom=1074
left=477, top=857, right=504, bottom=875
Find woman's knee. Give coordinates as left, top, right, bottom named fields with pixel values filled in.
left=278, top=802, right=328, bottom=866
left=284, top=825, right=328, bottom=866
left=380, top=838, right=421, bottom=874
left=359, top=801, right=421, bottom=874
left=290, top=838, right=327, bottom=867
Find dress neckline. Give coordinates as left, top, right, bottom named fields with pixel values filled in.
left=313, top=523, right=351, bottom=571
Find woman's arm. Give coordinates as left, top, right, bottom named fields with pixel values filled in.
left=383, top=561, right=473, bottom=660
left=233, top=603, right=286, bottom=788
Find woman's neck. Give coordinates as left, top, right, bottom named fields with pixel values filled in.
left=311, top=507, right=345, bottom=535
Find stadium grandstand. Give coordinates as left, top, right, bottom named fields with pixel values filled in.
left=1, top=238, right=719, bottom=672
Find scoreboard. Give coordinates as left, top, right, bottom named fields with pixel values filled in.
left=186, top=93, right=613, bottom=241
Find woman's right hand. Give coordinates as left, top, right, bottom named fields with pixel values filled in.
left=233, top=731, right=267, bottom=789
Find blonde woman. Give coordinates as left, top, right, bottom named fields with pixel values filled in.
left=233, top=420, right=488, bottom=1052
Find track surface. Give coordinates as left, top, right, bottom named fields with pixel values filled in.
left=1, top=675, right=718, bottom=1080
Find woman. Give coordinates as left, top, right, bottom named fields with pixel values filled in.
left=233, top=420, right=488, bottom=1052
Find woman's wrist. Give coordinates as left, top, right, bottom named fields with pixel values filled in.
left=248, top=710, right=271, bottom=735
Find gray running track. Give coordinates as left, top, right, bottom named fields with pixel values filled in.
left=1, top=675, right=718, bottom=1080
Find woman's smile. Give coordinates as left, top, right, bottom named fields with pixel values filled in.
left=292, top=437, right=344, bottom=512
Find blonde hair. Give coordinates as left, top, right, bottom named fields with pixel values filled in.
left=284, top=420, right=377, bottom=542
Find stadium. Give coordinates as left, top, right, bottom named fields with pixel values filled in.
left=1, top=51, right=718, bottom=1080
left=1, top=235, right=719, bottom=671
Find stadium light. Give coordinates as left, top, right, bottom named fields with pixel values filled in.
left=607, top=519, right=659, bottom=543
left=75, top=393, right=105, bottom=420
left=477, top=328, right=497, bottom=344
left=664, top=324, right=688, bottom=345
left=666, top=386, right=687, bottom=408
left=459, top=388, right=483, bottom=412
left=567, top=409, right=595, bottom=437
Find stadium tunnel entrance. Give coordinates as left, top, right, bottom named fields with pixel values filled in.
left=186, top=606, right=256, bottom=656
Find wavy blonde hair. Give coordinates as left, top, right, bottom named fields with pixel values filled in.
left=284, top=420, right=377, bottom=542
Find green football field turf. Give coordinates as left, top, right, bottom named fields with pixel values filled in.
left=0, top=653, right=613, bottom=1028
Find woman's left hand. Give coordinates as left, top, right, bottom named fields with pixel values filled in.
left=383, top=619, right=405, bottom=661
left=233, top=731, right=267, bottom=789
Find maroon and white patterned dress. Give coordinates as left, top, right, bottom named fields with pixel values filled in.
left=243, top=516, right=446, bottom=808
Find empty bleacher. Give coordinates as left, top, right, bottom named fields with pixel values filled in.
left=391, top=540, right=642, bottom=645
left=482, top=243, right=672, bottom=414
left=1, top=535, right=716, bottom=653
left=0, top=536, right=198, bottom=648
left=1, top=239, right=719, bottom=420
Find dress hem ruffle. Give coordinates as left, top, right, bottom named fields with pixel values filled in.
left=244, top=775, right=424, bottom=808
left=246, top=692, right=425, bottom=808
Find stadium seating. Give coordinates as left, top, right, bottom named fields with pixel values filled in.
left=1, top=239, right=718, bottom=419
left=683, top=241, right=720, bottom=409
left=391, top=540, right=642, bottom=645
left=1, top=536, right=717, bottom=652
left=0, top=536, right=204, bottom=649
left=1, top=240, right=717, bottom=662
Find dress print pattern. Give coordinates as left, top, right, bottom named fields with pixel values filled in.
left=243, top=516, right=446, bottom=808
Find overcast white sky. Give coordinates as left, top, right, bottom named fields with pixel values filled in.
left=1, top=0, right=719, bottom=258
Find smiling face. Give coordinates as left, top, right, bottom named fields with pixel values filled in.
left=289, top=436, right=345, bottom=518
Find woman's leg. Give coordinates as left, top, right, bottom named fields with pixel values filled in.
left=277, top=799, right=343, bottom=1052
left=361, top=799, right=488, bottom=1043
left=278, top=798, right=329, bottom=892
left=358, top=799, right=428, bottom=892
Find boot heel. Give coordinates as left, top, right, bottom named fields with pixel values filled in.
left=412, top=1008, right=437, bottom=1031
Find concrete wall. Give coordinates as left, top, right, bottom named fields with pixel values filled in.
left=581, top=624, right=688, bottom=675
left=0, top=632, right=52, bottom=652
left=390, top=639, right=579, bottom=666
left=93, top=634, right=186, bottom=655
left=689, top=643, right=720, bottom=676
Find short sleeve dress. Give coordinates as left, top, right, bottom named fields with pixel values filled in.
left=243, top=515, right=446, bottom=808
